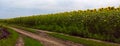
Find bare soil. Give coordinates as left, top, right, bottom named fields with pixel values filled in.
left=0, top=28, right=10, bottom=40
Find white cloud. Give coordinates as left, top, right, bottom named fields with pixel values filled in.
left=70, top=0, right=120, bottom=10
left=0, top=0, right=120, bottom=10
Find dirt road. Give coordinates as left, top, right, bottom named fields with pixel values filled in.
left=10, top=27, right=83, bottom=46
left=35, top=29, right=83, bottom=46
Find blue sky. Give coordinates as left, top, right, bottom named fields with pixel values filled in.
left=0, top=0, right=120, bottom=19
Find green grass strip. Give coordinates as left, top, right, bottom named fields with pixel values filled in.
left=23, top=36, right=43, bottom=46
left=48, top=33, right=119, bottom=46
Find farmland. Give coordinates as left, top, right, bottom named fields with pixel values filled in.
left=0, top=7, right=120, bottom=46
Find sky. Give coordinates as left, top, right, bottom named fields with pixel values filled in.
left=0, top=0, right=120, bottom=19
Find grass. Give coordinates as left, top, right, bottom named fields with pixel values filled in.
left=48, top=32, right=120, bottom=46
left=0, top=26, right=19, bottom=46
left=23, top=36, right=43, bottom=46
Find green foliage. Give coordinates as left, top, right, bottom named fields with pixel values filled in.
left=1, top=7, right=120, bottom=43
left=23, top=36, right=43, bottom=46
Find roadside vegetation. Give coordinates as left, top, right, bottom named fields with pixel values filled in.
left=0, top=7, right=120, bottom=43
left=48, top=32, right=119, bottom=46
